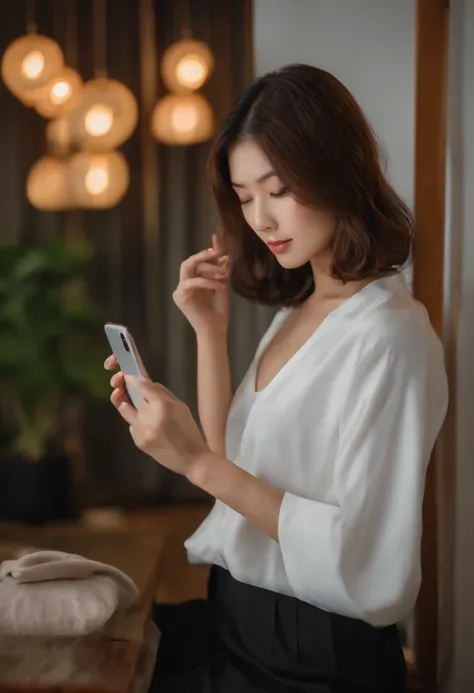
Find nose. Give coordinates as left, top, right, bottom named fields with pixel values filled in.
left=252, top=198, right=276, bottom=234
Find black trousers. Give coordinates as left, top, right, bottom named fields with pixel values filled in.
left=149, top=565, right=406, bottom=693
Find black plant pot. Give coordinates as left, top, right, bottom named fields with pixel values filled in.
left=0, top=454, right=74, bottom=525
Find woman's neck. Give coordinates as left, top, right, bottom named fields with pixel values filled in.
left=308, top=257, right=378, bottom=303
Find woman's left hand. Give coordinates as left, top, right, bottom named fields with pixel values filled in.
left=110, top=374, right=210, bottom=477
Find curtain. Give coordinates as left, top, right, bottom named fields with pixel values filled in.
left=0, top=0, right=274, bottom=506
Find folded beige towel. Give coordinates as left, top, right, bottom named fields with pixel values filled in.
left=0, top=548, right=139, bottom=637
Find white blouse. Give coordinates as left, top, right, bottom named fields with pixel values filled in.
left=184, top=273, right=448, bottom=627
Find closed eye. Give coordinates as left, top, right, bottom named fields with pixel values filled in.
left=238, top=186, right=290, bottom=206
left=270, top=186, right=290, bottom=199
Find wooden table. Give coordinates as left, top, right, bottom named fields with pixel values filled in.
left=0, top=521, right=167, bottom=693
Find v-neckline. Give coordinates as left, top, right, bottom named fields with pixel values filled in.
left=251, top=274, right=403, bottom=397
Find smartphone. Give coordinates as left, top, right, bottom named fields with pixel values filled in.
left=104, top=323, right=148, bottom=408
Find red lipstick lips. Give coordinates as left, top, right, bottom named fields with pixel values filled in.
left=267, top=240, right=292, bottom=254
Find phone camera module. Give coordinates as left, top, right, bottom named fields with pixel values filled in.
left=120, top=333, right=130, bottom=352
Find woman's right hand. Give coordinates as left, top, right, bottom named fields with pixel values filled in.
left=173, top=234, right=230, bottom=335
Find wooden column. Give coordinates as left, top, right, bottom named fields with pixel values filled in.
left=412, top=0, right=450, bottom=691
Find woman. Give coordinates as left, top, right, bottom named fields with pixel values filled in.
left=105, top=64, right=448, bottom=692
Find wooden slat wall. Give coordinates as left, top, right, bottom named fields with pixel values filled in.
left=412, top=1, right=450, bottom=691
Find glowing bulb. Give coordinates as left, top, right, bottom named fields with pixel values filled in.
left=67, top=151, right=129, bottom=208
left=84, top=105, right=113, bottom=137
left=85, top=163, right=109, bottom=195
left=176, top=55, right=207, bottom=89
left=50, top=80, right=72, bottom=104
left=34, top=67, right=83, bottom=119
left=21, top=50, right=44, bottom=80
left=171, top=104, right=199, bottom=134
left=161, top=39, right=214, bottom=93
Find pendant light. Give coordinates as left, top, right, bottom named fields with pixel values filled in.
left=151, top=92, right=214, bottom=146
left=34, top=2, right=83, bottom=118
left=65, top=0, right=132, bottom=208
left=152, top=0, right=215, bottom=146
left=161, top=39, right=214, bottom=93
left=67, top=151, right=129, bottom=209
left=2, top=35, right=64, bottom=104
left=2, top=0, right=64, bottom=102
left=27, top=155, right=70, bottom=211
left=28, top=0, right=83, bottom=211
left=70, top=77, right=138, bottom=151
left=34, top=66, right=83, bottom=118
left=69, top=0, right=138, bottom=151
left=161, top=0, right=213, bottom=93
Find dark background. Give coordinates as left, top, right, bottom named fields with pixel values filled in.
left=0, top=0, right=274, bottom=507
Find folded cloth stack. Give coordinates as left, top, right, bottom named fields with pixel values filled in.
left=0, top=548, right=139, bottom=637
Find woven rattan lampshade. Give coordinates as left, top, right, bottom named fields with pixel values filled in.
left=67, top=150, right=129, bottom=209
left=34, top=67, right=83, bottom=118
left=161, top=39, right=214, bottom=93
left=69, top=78, right=138, bottom=151
left=1, top=34, right=64, bottom=103
left=27, top=156, right=70, bottom=210
left=151, top=92, right=214, bottom=146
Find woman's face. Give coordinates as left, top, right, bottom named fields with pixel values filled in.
left=228, top=139, right=335, bottom=271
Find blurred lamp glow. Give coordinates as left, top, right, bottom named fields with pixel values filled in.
left=85, top=164, right=109, bottom=195
left=172, top=103, right=199, bottom=133
left=70, top=78, right=138, bottom=151
left=27, top=156, right=70, bottom=210
left=1, top=34, right=64, bottom=102
left=52, top=81, right=71, bottom=101
left=151, top=92, right=214, bottom=146
left=67, top=151, right=129, bottom=209
left=35, top=67, right=83, bottom=118
left=161, top=39, right=214, bottom=93
left=22, top=50, right=44, bottom=79
left=84, top=104, right=114, bottom=137
left=176, top=55, right=206, bottom=88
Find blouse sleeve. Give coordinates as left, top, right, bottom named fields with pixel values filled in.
left=278, top=328, right=448, bottom=626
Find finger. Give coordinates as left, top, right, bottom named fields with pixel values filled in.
left=178, top=277, right=228, bottom=294
left=110, top=387, right=130, bottom=409
left=126, top=375, right=177, bottom=401
left=212, top=233, right=220, bottom=253
left=217, top=255, right=230, bottom=271
left=180, top=248, right=220, bottom=281
left=118, top=400, right=139, bottom=426
left=104, top=354, right=118, bottom=370
left=110, top=371, right=125, bottom=389
left=195, top=261, right=229, bottom=279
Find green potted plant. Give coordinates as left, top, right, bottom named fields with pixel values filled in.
left=0, top=238, right=109, bottom=524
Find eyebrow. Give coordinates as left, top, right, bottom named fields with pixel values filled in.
left=231, top=170, right=277, bottom=188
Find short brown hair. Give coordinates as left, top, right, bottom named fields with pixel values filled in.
left=208, top=64, right=413, bottom=307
